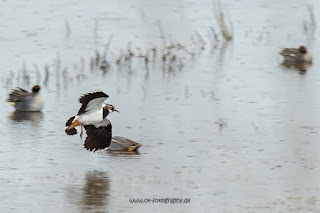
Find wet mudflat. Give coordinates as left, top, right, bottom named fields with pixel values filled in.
left=1, top=0, right=320, bottom=212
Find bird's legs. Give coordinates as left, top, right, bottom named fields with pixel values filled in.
left=80, top=124, right=84, bottom=139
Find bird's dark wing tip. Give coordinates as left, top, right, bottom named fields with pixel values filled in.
left=65, top=128, right=77, bottom=135
left=78, top=91, right=109, bottom=103
left=83, top=123, right=112, bottom=152
left=77, top=91, right=109, bottom=115
left=66, top=116, right=75, bottom=126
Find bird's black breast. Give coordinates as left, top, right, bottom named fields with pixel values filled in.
left=103, top=108, right=109, bottom=119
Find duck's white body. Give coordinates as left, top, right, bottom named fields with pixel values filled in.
left=23, top=93, right=44, bottom=111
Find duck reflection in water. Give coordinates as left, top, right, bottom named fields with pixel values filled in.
left=68, top=171, right=110, bottom=212
left=281, top=61, right=312, bottom=74
left=9, top=111, right=43, bottom=122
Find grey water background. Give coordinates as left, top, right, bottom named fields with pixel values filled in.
left=1, top=0, right=320, bottom=212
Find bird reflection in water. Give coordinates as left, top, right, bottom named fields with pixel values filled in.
left=281, top=61, right=312, bottom=74
left=68, top=171, right=110, bottom=212
left=81, top=171, right=110, bottom=210
left=9, top=111, right=43, bottom=122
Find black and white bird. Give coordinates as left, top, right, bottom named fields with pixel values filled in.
left=7, top=85, right=44, bottom=111
left=65, top=91, right=118, bottom=152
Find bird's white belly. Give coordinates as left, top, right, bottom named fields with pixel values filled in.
left=29, top=94, right=44, bottom=111
left=78, top=110, right=102, bottom=125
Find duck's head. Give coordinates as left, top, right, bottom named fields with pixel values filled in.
left=32, top=85, right=41, bottom=93
left=299, top=46, right=308, bottom=53
left=104, top=104, right=119, bottom=113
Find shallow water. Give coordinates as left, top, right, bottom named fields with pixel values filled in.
left=1, top=0, right=320, bottom=212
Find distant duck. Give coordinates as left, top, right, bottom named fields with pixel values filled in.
left=7, top=85, right=44, bottom=112
left=65, top=91, right=118, bottom=152
left=280, top=46, right=312, bottom=63
left=108, top=136, right=141, bottom=152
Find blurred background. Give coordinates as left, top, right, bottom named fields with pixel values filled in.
left=1, top=0, right=320, bottom=212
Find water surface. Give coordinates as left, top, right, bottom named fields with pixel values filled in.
left=1, top=0, right=320, bottom=212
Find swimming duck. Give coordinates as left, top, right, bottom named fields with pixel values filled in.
left=7, top=85, right=44, bottom=112
left=65, top=91, right=118, bottom=138
left=108, top=136, right=141, bottom=152
left=280, top=46, right=312, bottom=63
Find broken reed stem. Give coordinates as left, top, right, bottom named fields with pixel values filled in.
left=22, top=62, right=30, bottom=86
left=212, top=0, right=233, bottom=41
left=80, top=57, right=85, bottom=74
left=93, top=18, right=99, bottom=47
left=43, top=64, right=49, bottom=86
left=65, top=20, right=71, bottom=37
left=157, top=20, right=167, bottom=48
left=33, top=64, right=41, bottom=84
left=102, top=33, right=114, bottom=59
left=56, top=53, right=61, bottom=88
left=307, top=5, right=316, bottom=29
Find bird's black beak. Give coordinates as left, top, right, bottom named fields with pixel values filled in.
left=115, top=109, right=119, bottom=112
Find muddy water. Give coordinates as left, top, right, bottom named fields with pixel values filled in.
left=1, top=0, right=320, bottom=212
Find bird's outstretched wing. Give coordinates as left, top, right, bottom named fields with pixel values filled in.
left=77, top=91, right=109, bottom=115
left=83, top=119, right=112, bottom=152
